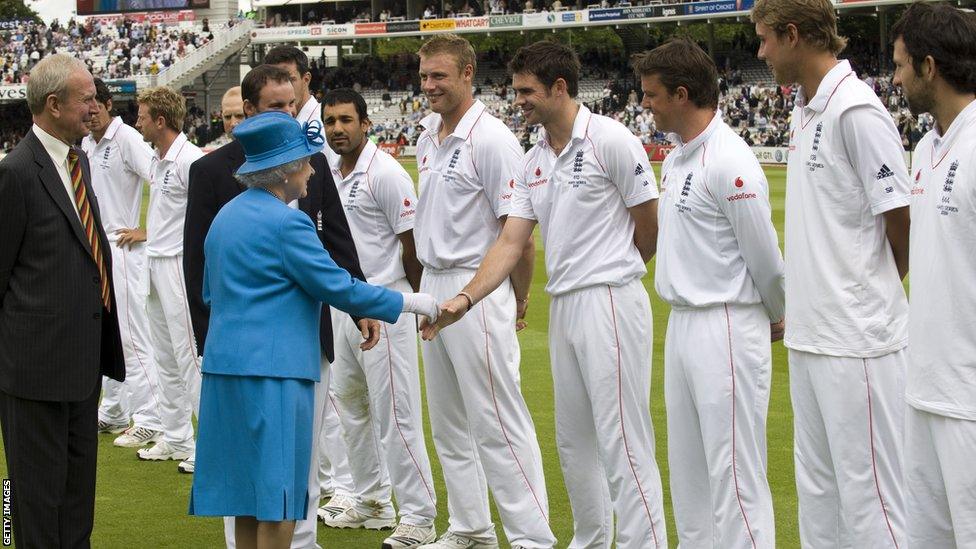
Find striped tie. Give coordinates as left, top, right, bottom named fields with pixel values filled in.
left=67, top=149, right=111, bottom=312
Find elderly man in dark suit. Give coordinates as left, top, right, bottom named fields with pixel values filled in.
left=183, top=63, right=379, bottom=549
left=0, top=54, right=125, bottom=548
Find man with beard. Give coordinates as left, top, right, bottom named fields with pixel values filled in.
left=892, top=4, right=976, bottom=546
left=321, top=88, right=438, bottom=549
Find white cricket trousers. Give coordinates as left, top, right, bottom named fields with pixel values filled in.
left=549, top=279, right=667, bottom=549
left=904, top=406, right=976, bottom=549
left=789, top=348, right=906, bottom=548
left=332, top=277, right=437, bottom=526
left=223, top=356, right=347, bottom=549
left=145, top=255, right=201, bottom=452
left=665, top=303, right=774, bottom=549
left=420, top=269, right=555, bottom=548
left=316, top=373, right=356, bottom=500
left=98, top=241, right=163, bottom=431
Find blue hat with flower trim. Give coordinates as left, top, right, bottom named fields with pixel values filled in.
left=233, top=111, right=325, bottom=175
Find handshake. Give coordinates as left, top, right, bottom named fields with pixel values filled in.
left=402, top=292, right=530, bottom=341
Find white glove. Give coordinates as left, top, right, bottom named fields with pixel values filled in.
left=401, top=292, right=440, bottom=322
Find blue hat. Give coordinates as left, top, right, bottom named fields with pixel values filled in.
left=233, top=111, right=324, bottom=175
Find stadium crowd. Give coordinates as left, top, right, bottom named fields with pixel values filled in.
left=0, top=16, right=243, bottom=85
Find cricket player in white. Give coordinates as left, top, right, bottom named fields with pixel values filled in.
left=83, top=78, right=164, bottom=449
left=413, top=35, right=554, bottom=549
left=892, top=4, right=976, bottom=546
left=636, top=39, right=784, bottom=548
left=424, top=40, right=666, bottom=549
left=753, top=1, right=912, bottom=546
left=321, top=88, right=438, bottom=548
left=132, top=87, right=205, bottom=474
left=265, top=46, right=360, bottom=515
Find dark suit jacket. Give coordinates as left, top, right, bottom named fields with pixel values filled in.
left=184, top=139, right=366, bottom=362
left=0, top=130, right=125, bottom=402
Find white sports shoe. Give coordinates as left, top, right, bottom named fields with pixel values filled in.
left=417, top=532, right=499, bottom=549
left=317, top=494, right=356, bottom=523
left=136, top=441, right=192, bottom=462
left=177, top=457, right=194, bottom=474
left=113, top=426, right=161, bottom=448
left=322, top=500, right=395, bottom=530
left=382, top=523, right=436, bottom=548
left=97, top=419, right=129, bottom=434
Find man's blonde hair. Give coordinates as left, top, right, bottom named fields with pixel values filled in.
left=418, top=33, right=477, bottom=75
left=137, top=86, right=187, bottom=133
left=751, top=0, right=847, bottom=55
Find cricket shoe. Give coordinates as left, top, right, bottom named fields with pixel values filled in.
left=382, top=523, right=436, bottom=548
left=177, top=457, right=195, bottom=474
left=113, top=426, right=161, bottom=448
left=418, top=532, right=499, bottom=549
left=322, top=500, right=395, bottom=530
left=137, top=441, right=192, bottom=461
left=98, top=420, right=129, bottom=434
left=317, top=494, right=356, bottom=523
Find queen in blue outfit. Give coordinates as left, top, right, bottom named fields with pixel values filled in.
left=189, top=112, right=438, bottom=548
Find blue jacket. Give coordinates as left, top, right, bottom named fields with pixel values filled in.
left=202, top=188, right=403, bottom=381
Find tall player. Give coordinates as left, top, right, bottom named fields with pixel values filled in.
left=424, top=40, right=666, bottom=549
left=321, top=88, right=439, bottom=548
left=83, top=78, right=163, bottom=449
left=132, top=87, right=204, bottom=477
left=634, top=38, right=784, bottom=548
left=263, top=45, right=360, bottom=515
left=891, top=4, right=976, bottom=546
left=412, top=34, right=554, bottom=549
left=752, top=0, right=911, bottom=546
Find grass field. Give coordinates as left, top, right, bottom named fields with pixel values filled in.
left=0, top=161, right=794, bottom=548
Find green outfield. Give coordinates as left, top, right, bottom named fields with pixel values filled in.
left=0, top=162, right=794, bottom=548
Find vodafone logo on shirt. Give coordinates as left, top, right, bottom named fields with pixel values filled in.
left=735, top=177, right=745, bottom=188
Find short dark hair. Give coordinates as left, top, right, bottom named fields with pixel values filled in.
left=322, top=88, right=369, bottom=123
left=631, top=37, right=720, bottom=110
left=891, top=2, right=976, bottom=95
left=264, top=45, right=310, bottom=77
left=93, top=77, right=112, bottom=108
left=241, top=64, right=293, bottom=106
left=508, top=40, right=581, bottom=98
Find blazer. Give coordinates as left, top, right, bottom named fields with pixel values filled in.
left=202, top=188, right=402, bottom=381
left=184, top=140, right=365, bottom=362
left=0, top=130, right=125, bottom=402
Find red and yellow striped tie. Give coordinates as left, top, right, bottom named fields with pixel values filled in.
left=67, top=149, right=111, bottom=312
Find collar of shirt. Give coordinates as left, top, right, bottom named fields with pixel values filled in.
left=332, top=139, right=379, bottom=182
left=33, top=123, right=71, bottom=166
left=298, top=96, right=320, bottom=125
left=420, top=100, right=487, bottom=145
left=932, top=98, right=976, bottom=155
left=538, top=103, right=591, bottom=157
left=667, top=109, right=723, bottom=158
left=157, top=131, right=188, bottom=164
left=101, top=116, right=124, bottom=142
left=796, top=59, right=853, bottom=113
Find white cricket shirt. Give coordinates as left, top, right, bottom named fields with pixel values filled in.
left=414, top=100, right=522, bottom=270
left=82, top=117, right=154, bottom=241
left=298, top=95, right=322, bottom=127
left=907, top=99, right=976, bottom=420
left=331, top=139, right=418, bottom=286
left=784, top=60, right=910, bottom=357
left=509, top=105, right=656, bottom=296
left=146, top=132, right=204, bottom=257
left=655, top=112, right=785, bottom=320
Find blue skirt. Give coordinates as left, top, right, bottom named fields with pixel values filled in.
left=189, top=373, right=314, bottom=521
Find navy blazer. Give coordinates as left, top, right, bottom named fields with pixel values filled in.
left=202, top=188, right=402, bottom=381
